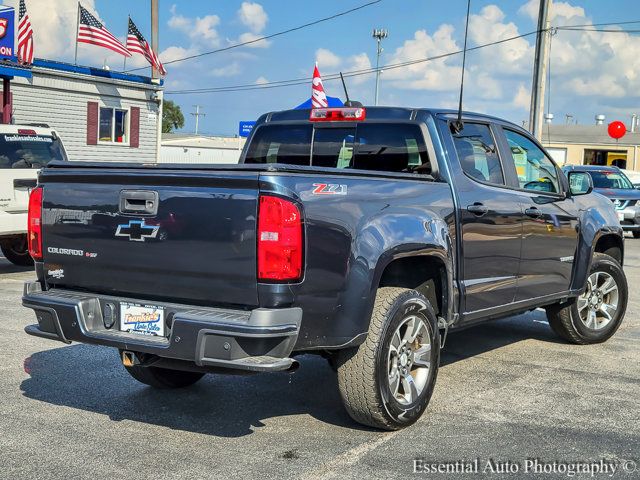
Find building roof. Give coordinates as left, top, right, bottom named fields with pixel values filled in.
left=541, top=124, right=640, bottom=146
left=0, top=56, right=162, bottom=87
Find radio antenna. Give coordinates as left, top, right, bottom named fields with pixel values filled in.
left=340, top=72, right=351, bottom=104
left=451, top=0, right=471, bottom=134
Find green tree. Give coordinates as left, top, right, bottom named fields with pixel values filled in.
left=162, top=100, right=185, bottom=133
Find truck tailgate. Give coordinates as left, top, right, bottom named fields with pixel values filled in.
left=40, top=168, right=259, bottom=307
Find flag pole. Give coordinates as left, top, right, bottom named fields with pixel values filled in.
left=123, top=15, right=129, bottom=71
left=74, top=2, right=80, bottom=65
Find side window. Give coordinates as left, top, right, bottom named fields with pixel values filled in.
left=452, top=123, right=504, bottom=185
left=353, top=124, right=431, bottom=173
left=504, top=129, right=559, bottom=194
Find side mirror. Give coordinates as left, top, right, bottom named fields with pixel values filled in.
left=567, top=171, right=593, bottom=196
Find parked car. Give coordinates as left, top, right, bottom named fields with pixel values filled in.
left=620, top=168, right=640, bottom=189
left=0, top=124, right=68, bottom=265
left=562, top=165, right=640, bottom=238
left=23, top=107, right=627, bottom=430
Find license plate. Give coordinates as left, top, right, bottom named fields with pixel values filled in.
left=617, top=212, right=625, bottom=222
left=120, top=302, right=165, bottom=336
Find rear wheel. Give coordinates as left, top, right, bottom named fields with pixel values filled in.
left=1, top=235, right=33, bottom=266
left=336, top=287, right=440, bottom=430
left=123, top=363, right=205, bottom=389
left=546, top=253, right=627, bottom=344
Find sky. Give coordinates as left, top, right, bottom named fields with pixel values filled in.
left=2, top=0, right=640, bottom=135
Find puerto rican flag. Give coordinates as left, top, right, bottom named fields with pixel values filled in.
left=311, top=64, right=328, bottom=108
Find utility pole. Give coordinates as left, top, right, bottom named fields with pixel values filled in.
left=529, top=0, right=552, bottom=141
left=372, top=29, right=388, bottom=106
left=191, top=105, right=205, bottom=135
left=151, top=0, right=159, bottom=79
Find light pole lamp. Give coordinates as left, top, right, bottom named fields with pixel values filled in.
left=372, top=28, right=388, bottom=106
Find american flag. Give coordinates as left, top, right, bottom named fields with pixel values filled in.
left=126, top=17, right=166, bottom=76
left=311, top=64, right=328, bottom=108
left=17, top=0, right=34, bottom=64
left=77, top=4, right=131, bottom=57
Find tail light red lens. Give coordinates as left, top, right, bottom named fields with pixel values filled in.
left=257, top=195, right=303, bottom=281
left=28, top=187, right=43, bottom=260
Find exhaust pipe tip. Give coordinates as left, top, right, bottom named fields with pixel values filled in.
left=286, top=359, right=300, bottom=373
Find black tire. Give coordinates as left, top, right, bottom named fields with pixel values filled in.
left=546, top=253, right=627, bottom=344
left=1, top=235, right=33, bottom=266
left=336, top=287, right=440, bottom=430
left=123, top=364, right=205, bottom=389
left=632, top=231, right=640, bottom=239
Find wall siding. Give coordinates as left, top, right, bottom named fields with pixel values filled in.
left=9, top=69, right=160, bottom=163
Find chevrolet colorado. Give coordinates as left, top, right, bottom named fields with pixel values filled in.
left=22, top=106, right=628, bottom=430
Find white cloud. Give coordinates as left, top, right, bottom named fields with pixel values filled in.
left=315, top=48, right=341, bottom=69
left=238, top=2, right=268, bottom=33
left=159, top=46, right=199, bottom=64
left=513, top=83, right=531, bottom=110
left=168, top=5, right=220, bottom=48
left=237, top=32, right=270, bottom=48
left=210, top=62, right=242, bottom=77
left=255, top=76, right=269, bottom=85
left=519, top=0, right=586, bottom=24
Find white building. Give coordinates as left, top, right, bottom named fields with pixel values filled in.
left=160, top=133, right=246, bottom=164
left=1, top=58, right=162, bottom=162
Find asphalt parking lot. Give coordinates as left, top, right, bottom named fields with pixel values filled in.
left=1, top=243, right=639, bottom=479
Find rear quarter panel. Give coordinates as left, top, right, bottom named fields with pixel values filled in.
left=259, top=172, right=455, bottom=349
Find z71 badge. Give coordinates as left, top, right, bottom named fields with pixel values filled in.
left=312, top=183, right=347, bottom=195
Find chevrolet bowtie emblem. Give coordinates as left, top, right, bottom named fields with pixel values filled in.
left=115, top=220, right=160, bottom=242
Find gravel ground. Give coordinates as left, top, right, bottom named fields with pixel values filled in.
left=1, top=241, right=638, bottom=479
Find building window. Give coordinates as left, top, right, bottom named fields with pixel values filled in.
left=99, top=107, right=129, bottom=144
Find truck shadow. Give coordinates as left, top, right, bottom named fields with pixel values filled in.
left=20, top=310, right=563, bottom=437
left=0, top=258, right=33, bottom=274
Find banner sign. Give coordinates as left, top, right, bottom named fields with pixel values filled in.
left=238, top=121, right=256, bottom=137
left=0, top=7, right=15, bottom=58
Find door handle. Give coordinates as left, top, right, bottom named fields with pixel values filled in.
left=467, top=203, right=489, bottom=216
left=119, top=190, right=159, bottom=215
left=524, top=207, right=542, bottom=218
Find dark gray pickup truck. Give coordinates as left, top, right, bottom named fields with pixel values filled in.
left=23, top=106, right=628, bottom=430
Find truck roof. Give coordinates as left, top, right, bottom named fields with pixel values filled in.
left=262, top=106, right=523, bottom=130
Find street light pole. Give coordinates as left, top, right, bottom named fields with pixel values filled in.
left=372, top=29, right=388, bottom=106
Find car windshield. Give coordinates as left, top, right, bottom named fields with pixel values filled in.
left=0, top=133, right=67, bottom=169
left=588, top=170, right=634, bottom=189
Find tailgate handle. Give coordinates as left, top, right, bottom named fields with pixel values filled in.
left=119, top=190, right=159, bottom=215
left=14, top=179, right=37, bottom=189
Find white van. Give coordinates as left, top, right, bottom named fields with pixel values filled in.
left=0, top=124, right=68, bottom=265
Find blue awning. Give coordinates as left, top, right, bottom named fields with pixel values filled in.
left=294, top=96, right=343, bottom=109
left=0, top=59, right=32, bottom=79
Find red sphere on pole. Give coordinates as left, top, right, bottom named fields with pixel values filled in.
left=608, top=121, right=626, bottom=140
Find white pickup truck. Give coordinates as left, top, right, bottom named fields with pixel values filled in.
left=0, top=124, right=68, bottom=265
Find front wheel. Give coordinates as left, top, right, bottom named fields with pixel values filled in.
left=336, top=287, right=440, bottom=430
left=1, top=235, right=33, bottom=266
left=546, top=253, right=627, bottom=344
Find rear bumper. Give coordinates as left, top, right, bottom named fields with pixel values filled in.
left=22, top=281, right=302, bottom=372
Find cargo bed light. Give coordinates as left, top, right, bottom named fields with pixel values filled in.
left=28, top=187, right=43, bottom=260
left=310, top=107, right=366, bottom=122
left=257, top=195, right=303, bottom=281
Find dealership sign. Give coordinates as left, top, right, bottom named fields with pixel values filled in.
left=238, top=121, right=256, bottom=137
left=0, top=7, right=15, bottom=58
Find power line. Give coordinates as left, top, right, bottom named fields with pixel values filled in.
left=126, top=0, right=383, bottom=72
left=556, top=27, right=640, bottom=33
left=166, top=30, right=539, bottom=95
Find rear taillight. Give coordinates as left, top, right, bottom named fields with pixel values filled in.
left=28, top=187, right=43, bottom=260
left=257, top=195, right=303, bottom=281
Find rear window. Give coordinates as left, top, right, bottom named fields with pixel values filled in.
left=244, top=123, right=431, bottom=174
left=0, top=134, right=67, bottom=169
